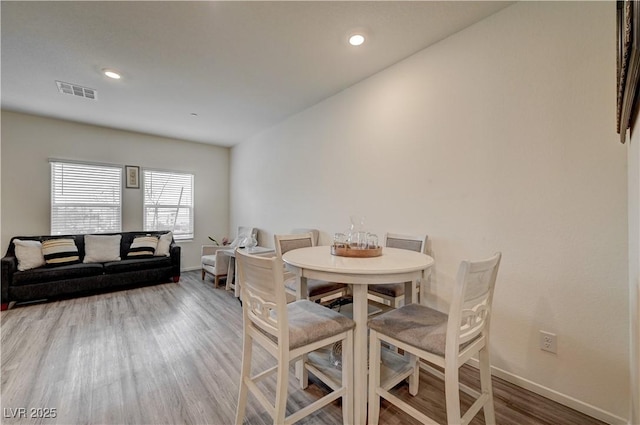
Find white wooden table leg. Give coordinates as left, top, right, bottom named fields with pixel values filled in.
left=296, top=274, right=308, bottom=301
left=419, top=269, right=431, bottom=306
left=295, top=274, right=309, bottom=388
left=404, top=278, right=416, bottom=306
left=403, top=278, right=418, bottom=371
left=226, top=255, right=236, bottom=292
left=405, top=280, right=418, bottom=304
left=352, top=284, right=368, bottom=425
left=233, top=257, right=242, bottom=298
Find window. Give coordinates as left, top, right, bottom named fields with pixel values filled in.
left=143, top=169, right=194, bottom=240
left=51, top=161, right=122, bottom=234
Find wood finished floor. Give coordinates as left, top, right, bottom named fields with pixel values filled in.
left=1, top=271, right=606, bottom=425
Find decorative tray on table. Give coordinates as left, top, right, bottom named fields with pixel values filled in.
left=330, top=244, right=382, bottom=258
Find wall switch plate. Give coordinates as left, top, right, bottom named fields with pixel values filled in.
left=539, top=330, right=557, bottom=354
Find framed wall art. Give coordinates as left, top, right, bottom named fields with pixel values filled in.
left=617, top=0, right=640, bottom=143
left=125, top=165, right=140, bottom=189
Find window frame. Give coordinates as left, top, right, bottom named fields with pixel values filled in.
left=142, top=168, right=194, bottom=241
left=50, top=159, right=123, bottom=235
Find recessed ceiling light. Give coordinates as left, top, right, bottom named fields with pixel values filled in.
left=349, top=34, right=365, bottom=46
left=103, top=69, right=121, bottom=80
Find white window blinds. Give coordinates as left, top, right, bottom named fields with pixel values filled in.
left=51, top=161, right=122, bottom=234
left=143, top=169, right=194, bottom=240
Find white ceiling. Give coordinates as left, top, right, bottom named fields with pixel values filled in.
left=1, top=1, right=512, bottom=147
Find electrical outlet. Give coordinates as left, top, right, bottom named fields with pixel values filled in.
left=539, top=331, right=557, bottom=354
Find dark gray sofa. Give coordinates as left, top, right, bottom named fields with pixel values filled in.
left=1, top=231, right=181, bottom=311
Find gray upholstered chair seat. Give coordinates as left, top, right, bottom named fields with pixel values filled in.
left=368, top=302, right=476, bottom=356
left=285, top=299, right=355, bottom=349
left=284, top=277, right=347, bottom=299
left=368, top=303, right=446, bottom=355
left=201, top=254, right=216, bottom=267
left=369, top=283, right=404, bottom=298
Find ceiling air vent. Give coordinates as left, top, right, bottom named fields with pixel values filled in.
left=55, top=81, right=97, bottom=100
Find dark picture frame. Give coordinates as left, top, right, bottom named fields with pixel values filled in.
left=125, top=165, right=140, bottom=189
left=617, top=0, right=640, bottom=143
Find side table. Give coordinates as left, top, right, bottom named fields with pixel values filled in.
left=223, top=246, right=275, bottom=297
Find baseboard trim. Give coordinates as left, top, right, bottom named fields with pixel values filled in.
left=181, top=266, right=201, bottom=272
left=465, top=358, right=628, bottom=424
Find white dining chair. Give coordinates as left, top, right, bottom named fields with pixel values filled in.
left=367, top=232, right=428, bottom=307
left=367, top=252, right=502, bottom=425
left=291, top=228, right=320, bottom=245
left=275, top=232, right=348, bottom=303
left=234, top=250, right=355, bottom=425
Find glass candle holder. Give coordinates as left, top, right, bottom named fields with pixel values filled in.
left=333, top=233, right=347, bottom=248
left=367, top=233, right=378, bottom=249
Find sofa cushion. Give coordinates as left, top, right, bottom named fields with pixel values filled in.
left=127, top=236, right=158, bottom=258
left=12, top=263, right=104, bottom=286
left=42, top=238, right=80, bottom=266
left=103, top=257, right=172, bottom=274
left=14, top=239, right=45, bottom=271
left=155, top=232, right=173, bottom=257
left=84, top=234, right=121, bottom=263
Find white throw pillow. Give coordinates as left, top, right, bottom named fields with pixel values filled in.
left=83, top=234, right=122, bottom=263
left=13, top=239, right=45, bottom=271
left=128, top=236, right=158, bottom=258
left=154, top=232, right=173, bottom=257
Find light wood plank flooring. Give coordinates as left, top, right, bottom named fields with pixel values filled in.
left=1, top=271, right=606, bottom=425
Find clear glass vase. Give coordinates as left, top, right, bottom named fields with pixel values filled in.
left=244, top=235, right=258, bottom=249
left=347, top=215, right=366, bottom=248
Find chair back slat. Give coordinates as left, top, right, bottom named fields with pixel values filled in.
left=291, top=228, right=319, bottom=245
left=274, top=232, right=315, bottom=258
left=384, top=233, right=428, bottom=253
left=459, top=302, right=490, bottom=343
left=449, top=253, right=502, bottom=347
left=246, top=294, right=279, bottom=335
left=236, top=250, right=287, bottom=338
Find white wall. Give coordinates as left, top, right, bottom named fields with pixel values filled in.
left=1, top=111, right=230, bottom=270
left=629, top=120, right=639, bottom=424
left=231, top=2, right=629, bottom=422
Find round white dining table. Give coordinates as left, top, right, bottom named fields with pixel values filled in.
left=282, top=245, right=434, bottom=424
